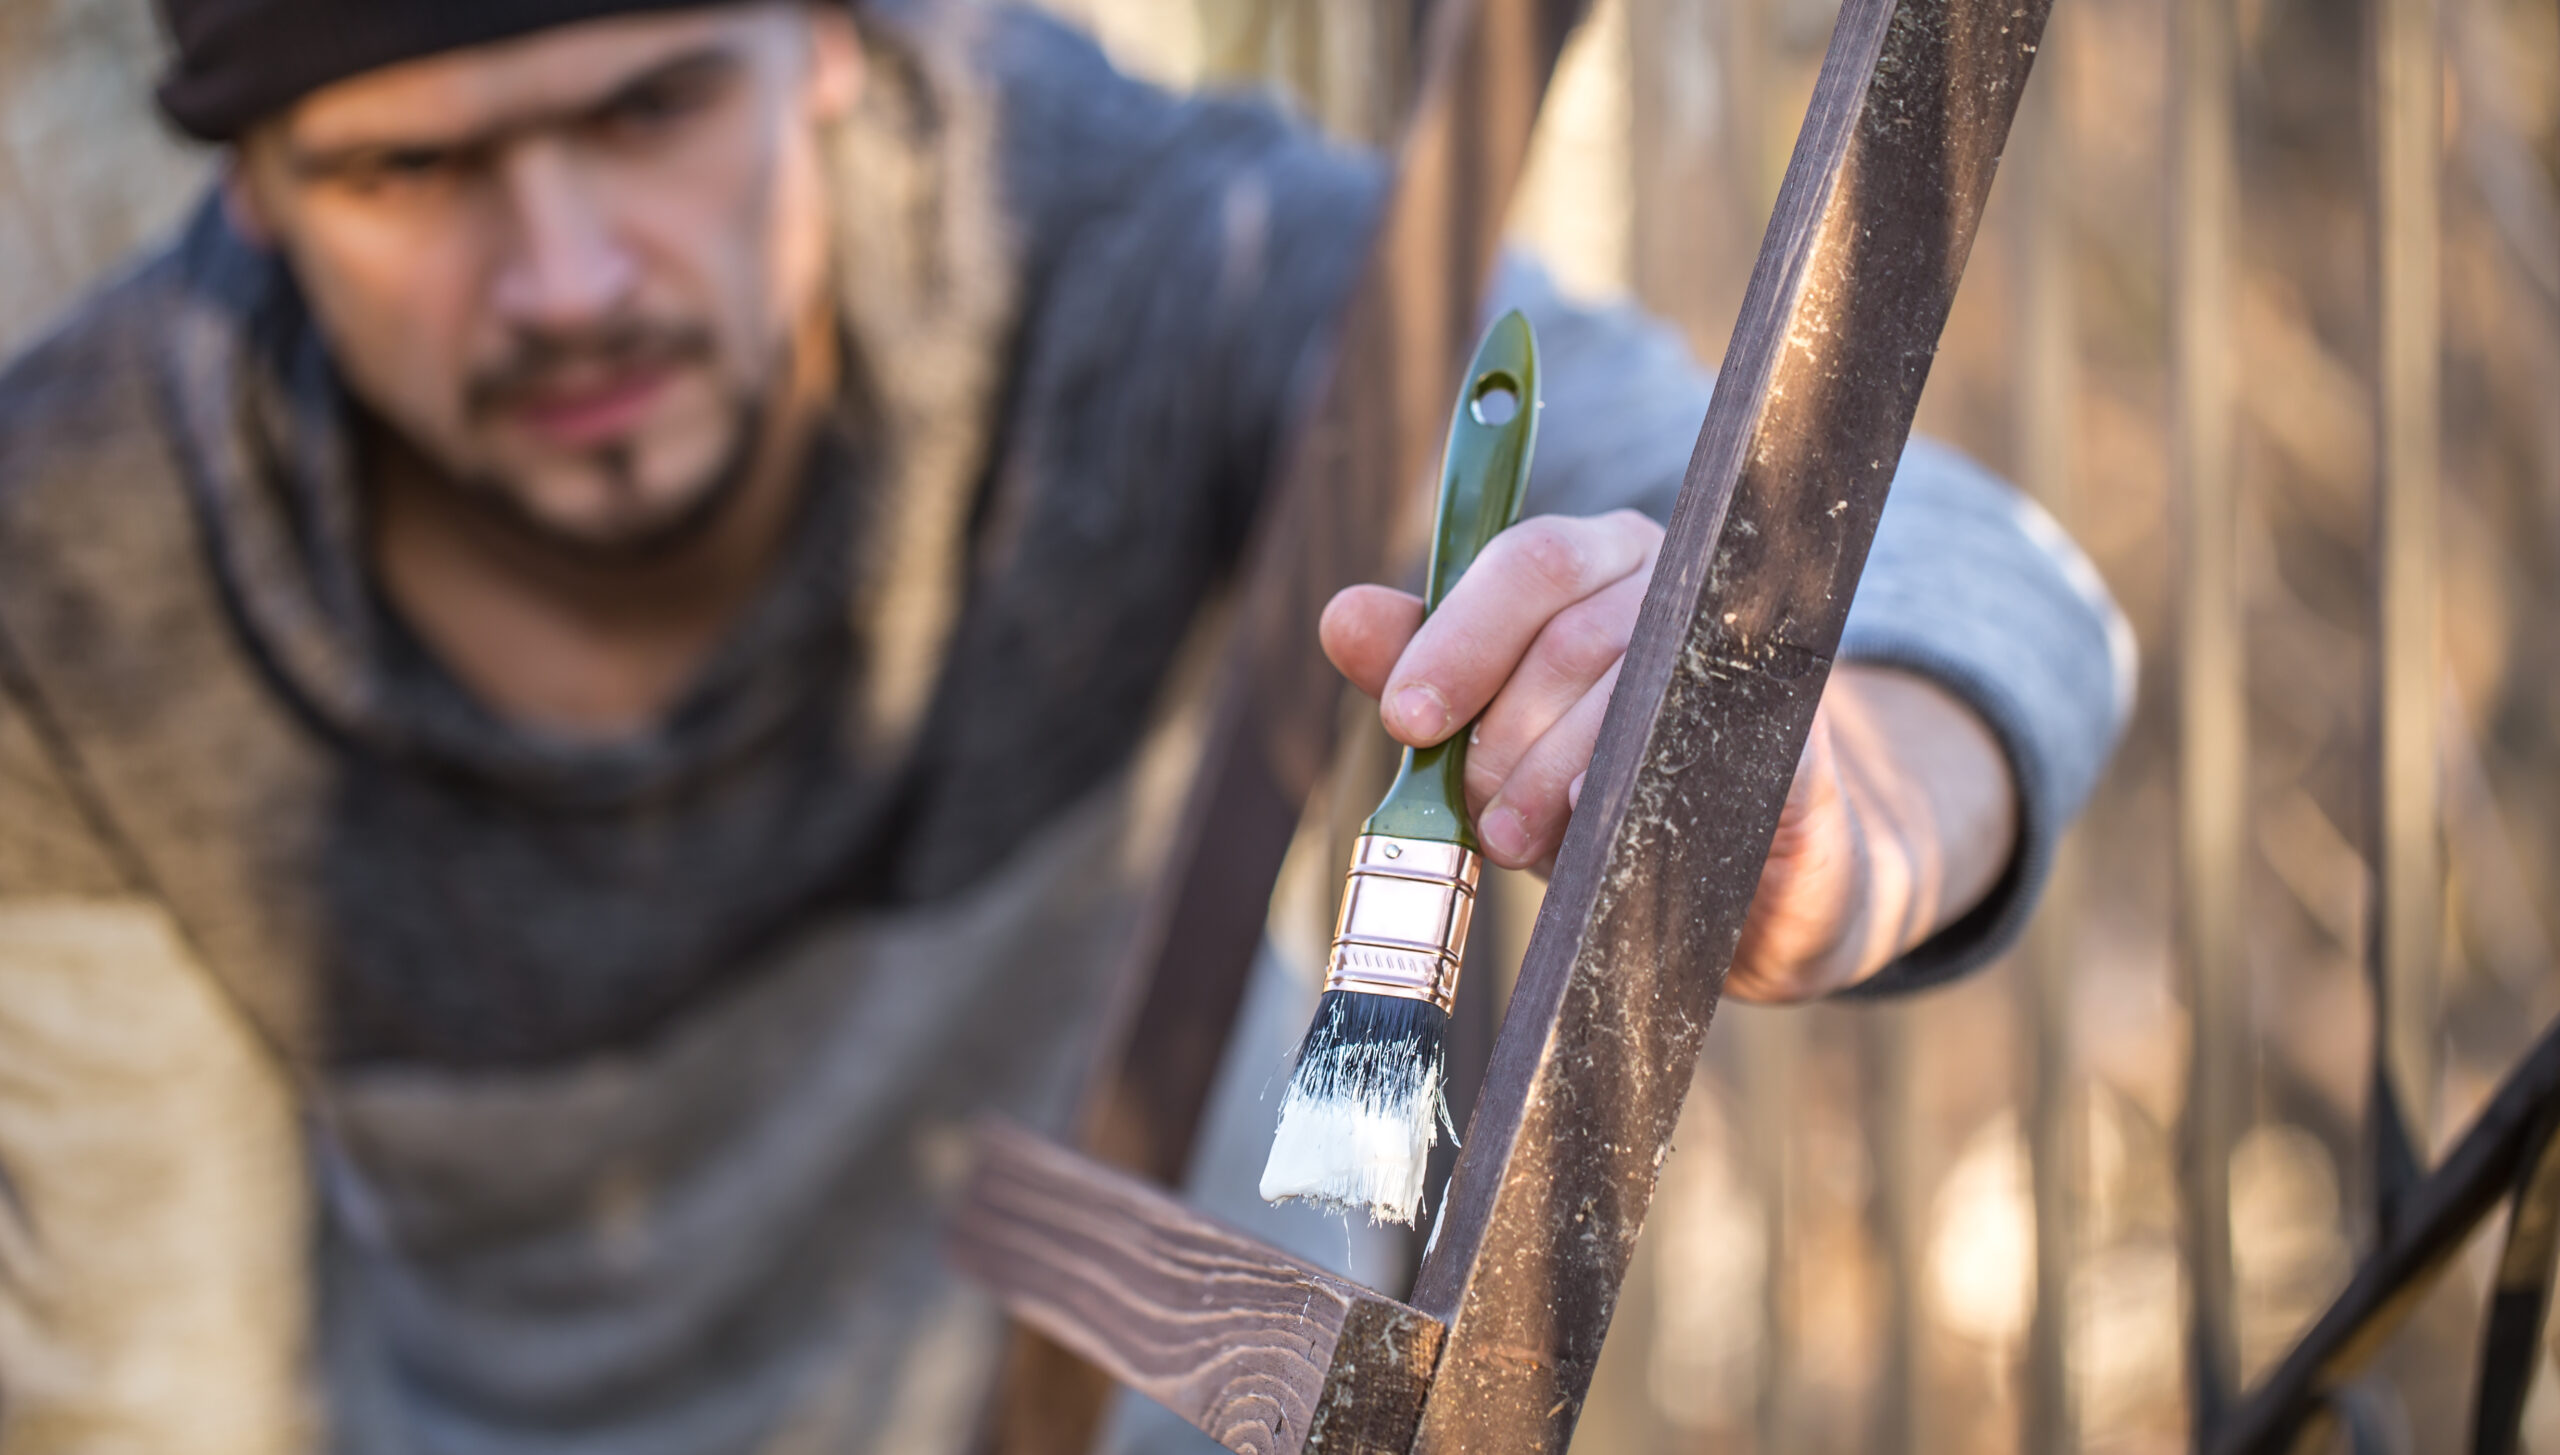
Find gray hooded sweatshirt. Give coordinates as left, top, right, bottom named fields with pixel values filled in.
left=0, top=3, right=2131, bottom=1452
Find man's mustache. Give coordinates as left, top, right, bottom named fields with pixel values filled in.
left=465, top=322, right=718, bottom=421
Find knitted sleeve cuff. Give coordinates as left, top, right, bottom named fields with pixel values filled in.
left=1833, top=439, right=2136, bottom=996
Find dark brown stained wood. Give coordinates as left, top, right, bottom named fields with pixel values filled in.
left=1303, top=1300, right=1445, bottom=1455
left=2209, top=1017, right=2560, bottom=1455
left=1400, top=0, right=2054, bottom=1448
left=949, top=1120, right=1443, bottom=1455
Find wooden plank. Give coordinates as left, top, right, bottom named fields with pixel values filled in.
left=950, top=1121, right=1444, bottom=1455
left=2170, top=0, right=2245, bottom=1429
left=2208, top=1016, right=2560, bottom=1454
left=2369, top=0, right=2444, bottom=1234
left=1400, top=0, right=2055, bottom=1447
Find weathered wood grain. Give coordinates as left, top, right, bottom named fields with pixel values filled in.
left=950, top=1121, right=1442, bottom=1455
left=1401, top=0, right=2055, bottom=1448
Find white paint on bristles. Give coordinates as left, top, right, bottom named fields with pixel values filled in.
left=1259, top=1046, right=1444, bottom=1226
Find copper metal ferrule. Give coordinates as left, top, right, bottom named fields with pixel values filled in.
left=1323, top=834, right=1482, bottom=1014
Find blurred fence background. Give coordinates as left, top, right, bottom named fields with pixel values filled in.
left=6, top=0, right=2559, bottom=1449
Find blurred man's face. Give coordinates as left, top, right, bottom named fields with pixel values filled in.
left=231, top=4, right=859, bottom=554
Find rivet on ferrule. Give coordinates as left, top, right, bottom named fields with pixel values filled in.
left=1322, top=834, right=1482, bottom=1014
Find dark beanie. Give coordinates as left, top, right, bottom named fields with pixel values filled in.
left=156, top=0, right=767, bottom=141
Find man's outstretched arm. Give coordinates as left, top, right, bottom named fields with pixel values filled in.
left=1312, top=263, right=2135, bottom=1002
left=986, top=17, right=2132, bottom=988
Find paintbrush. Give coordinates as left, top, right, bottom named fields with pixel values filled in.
left=1261, top=310, right=1540, bottom=1226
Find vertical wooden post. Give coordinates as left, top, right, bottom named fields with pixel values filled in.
left=2170, top=0, right=2246, bottom=1433
left=2010, top=11, right=2080, bottom=1449
left=2369, top=0, right=2443, bottom=1236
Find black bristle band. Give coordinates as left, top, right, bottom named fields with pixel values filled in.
left=1285, top=990, right=1451, bottom=1124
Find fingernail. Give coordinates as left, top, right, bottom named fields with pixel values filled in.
left=1390, top=684, right=1449, bottom=742
left=1567, top=772, right=1587, bottom=811
left=1481, top=804, right=1531, bottom=863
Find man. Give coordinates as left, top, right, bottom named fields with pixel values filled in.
left=0, top=0, right=2130, bottom=1450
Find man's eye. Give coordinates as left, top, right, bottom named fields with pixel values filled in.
left=340, top=149, right=461, bottom=193
left=596, top=81, right=711, bottom=137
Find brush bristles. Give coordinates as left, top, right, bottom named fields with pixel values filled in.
left=1260, top=989, right=1451, bottom=1225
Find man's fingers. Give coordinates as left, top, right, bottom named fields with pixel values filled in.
left=1318, top=585, right=1426, bottom=699
left=1460, top=565, right=1649, bottom=807
left=1475, top=660, right=1620, bottom=871
left=1379, top=511, right=1656, bottom=746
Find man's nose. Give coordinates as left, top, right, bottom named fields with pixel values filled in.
left=489, top=141, right=638, bottom=331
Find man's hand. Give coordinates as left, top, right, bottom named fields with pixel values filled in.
left=1319, top=510, right=2020, bottom=1003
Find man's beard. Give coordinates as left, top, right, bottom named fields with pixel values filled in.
left=450, top=320, right=775, bottom=562
left=454, top=393, right=769, bottom=563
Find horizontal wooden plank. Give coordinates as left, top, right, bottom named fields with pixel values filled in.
left=949, top=1119, right=1442, bottom=1455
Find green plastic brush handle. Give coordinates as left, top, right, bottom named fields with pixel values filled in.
left=1360, top=310, right=1541, bottom=850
